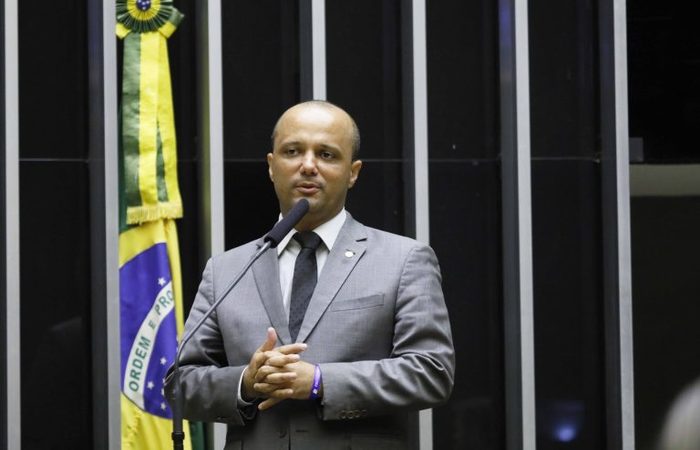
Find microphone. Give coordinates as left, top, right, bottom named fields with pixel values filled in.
left=265, top=199, right=310, bottom=247
left=170, top=199, right=309, bottom=450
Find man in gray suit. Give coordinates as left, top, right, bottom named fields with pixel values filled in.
left=167, top=101, right=455, bottom=449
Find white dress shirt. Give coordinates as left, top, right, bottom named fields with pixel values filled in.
left=276, top=209, right=347, bottom=313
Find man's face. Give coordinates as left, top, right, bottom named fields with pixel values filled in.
left=267, top=104, right=362, bottom=231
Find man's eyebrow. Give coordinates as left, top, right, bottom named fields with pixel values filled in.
left=317, top=143, right=341, bottom=151
left=279, top=140, right=301, bottom=146
left=277, top=140, right=342, bottom=152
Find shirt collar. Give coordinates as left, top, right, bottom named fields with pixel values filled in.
left=276, top=209, right=347, bottom=255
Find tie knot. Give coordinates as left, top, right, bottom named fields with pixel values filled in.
left=294, top=231, right=322, bottom=250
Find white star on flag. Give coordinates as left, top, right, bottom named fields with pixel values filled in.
left=161, top=402, right=167, bottom=410
left=160, top=357, right=167, bottom=365
left=147, top=381, right=155, bottom=389
left=158, top=277, right=166, bottom=286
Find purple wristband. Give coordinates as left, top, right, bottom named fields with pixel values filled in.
left=309, top=364, right=322, bottom=400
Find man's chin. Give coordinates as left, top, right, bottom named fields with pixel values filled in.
left=293, top=196, right=319, bottom=210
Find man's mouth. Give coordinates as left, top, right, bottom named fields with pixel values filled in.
left=295, top=182, right=321, bottom=195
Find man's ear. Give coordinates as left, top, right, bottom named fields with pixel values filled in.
left=267, top=153, right=274, bottom=181
left=348, top=160, right=363, bottom=188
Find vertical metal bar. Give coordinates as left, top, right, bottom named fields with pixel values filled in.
left=103, top=0, right=121, bottom=445
left=299, top=0, right=313, bottom=101
left=197, top=0, right=226, bottom=447
left=88, top=0, right=120, bottom=448
left=402, top=1, right=430, bottom=446
left=0, top=7, right=5, bottom=438
left=198, top=0, right=225, bottom=259
left=614, top=14, right=635, bottom=445
left=412, top=0, right=429, bottom=247
left=311, top=0, right=326, bottom=100
left=412, top=0, right=432, bottom=445
left=599, top=0, right=635, bottom=447
left=300, top=0, right=326, bottom=101
left=499, top=0, right=536, bottom=448
left=400, top=0, right=416, bottom=240
left=4, top=0, right=19, bottom=447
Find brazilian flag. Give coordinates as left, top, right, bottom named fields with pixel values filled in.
left=119, top=221, right=191, bottom=449
left=117, top=1, right=203, bottom=448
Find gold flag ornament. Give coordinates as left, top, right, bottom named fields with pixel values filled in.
left=117, top=0, right=184, bottom=225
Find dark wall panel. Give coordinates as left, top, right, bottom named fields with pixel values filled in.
left=426, top=0, right=499, bottom=159
left=345, top=161, right=404, bottom=235
left=222, top=1, right=300, bottom=161
left=178, top=160, right=203, bottom=315
left=429, top=161, right=504, bottom=450
left=170, top=0, right=198, bottom=162
left=19, top=162, right=92, bottom=449
left=531, top=160, right=605, bottom=449
left=631, top=196, right=700, bottom=450
left=18, top=0, right=92, bottom=447
left=224, top=161, right=279, bottom=248
left=18, top=0, right=88, bottom=160
left=326, top=0, right=403, bottom=161
left=627, top=0, right=700, bottom=162
left=528, top=0, right=599, bottom=159
left=528, top=0, right=606, bottom=447
left=426, top=1, right=503, bottom=448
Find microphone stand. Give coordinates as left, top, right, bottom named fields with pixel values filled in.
left=171, top=240, right=272, bottom=450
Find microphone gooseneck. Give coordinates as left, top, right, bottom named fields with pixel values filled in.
left=171, top=200, right=310, bottom=450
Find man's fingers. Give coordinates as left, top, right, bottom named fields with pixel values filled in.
left=255, top=384, right=295, bottom=398
left=263, top=372, right=298, bottom=384
left=261, top=353, right=300, bottom=367
left=258, top=397, right=285, bottom=411
left=254, top=367, right=298, bottom=383
left=274, top=343, right=307, bottom=355
left=249, top=328, right=279, bottom=373
left=253, top=382, right=275, bottom=394
left=254, top=382, right=297, bottom=395
left=257, top=327, right=277, bottom=353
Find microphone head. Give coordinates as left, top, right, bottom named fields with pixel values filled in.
left=264, top=199, right=310, bottom=248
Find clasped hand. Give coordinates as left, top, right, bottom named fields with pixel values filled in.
left=242, top=327, right=318, bottom=410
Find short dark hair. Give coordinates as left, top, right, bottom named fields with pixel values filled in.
left=271, top=100, right=361, bottom=160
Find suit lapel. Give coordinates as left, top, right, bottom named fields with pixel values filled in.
left=251, top=240, right=292, bottom=345
left=296, top=215, right=367, bottom=343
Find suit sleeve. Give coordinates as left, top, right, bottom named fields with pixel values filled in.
left=318, top=244, right=455, bottom=420
left=164, top=259, right=252, bottom=426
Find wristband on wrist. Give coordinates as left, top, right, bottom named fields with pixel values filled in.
left=309, top=364, right=322, bottom=400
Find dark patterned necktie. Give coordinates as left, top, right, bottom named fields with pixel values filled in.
left=289, top=231, right=322, bottom=341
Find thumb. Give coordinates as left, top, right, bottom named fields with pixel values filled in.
left=259, top=327, right=277, bottom=352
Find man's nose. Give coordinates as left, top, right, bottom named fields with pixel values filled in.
left=300, top=150, right=318, bottom=173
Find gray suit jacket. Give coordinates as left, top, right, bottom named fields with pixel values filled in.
left=166, top=214, right=455, bottom=449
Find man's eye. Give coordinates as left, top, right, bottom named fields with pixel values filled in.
left=285, top=148, right=299, bottom=156
left=320, top=151, right=335, bottom=159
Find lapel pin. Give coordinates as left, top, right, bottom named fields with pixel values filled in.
left=344, top=250, right=355, bottom=258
